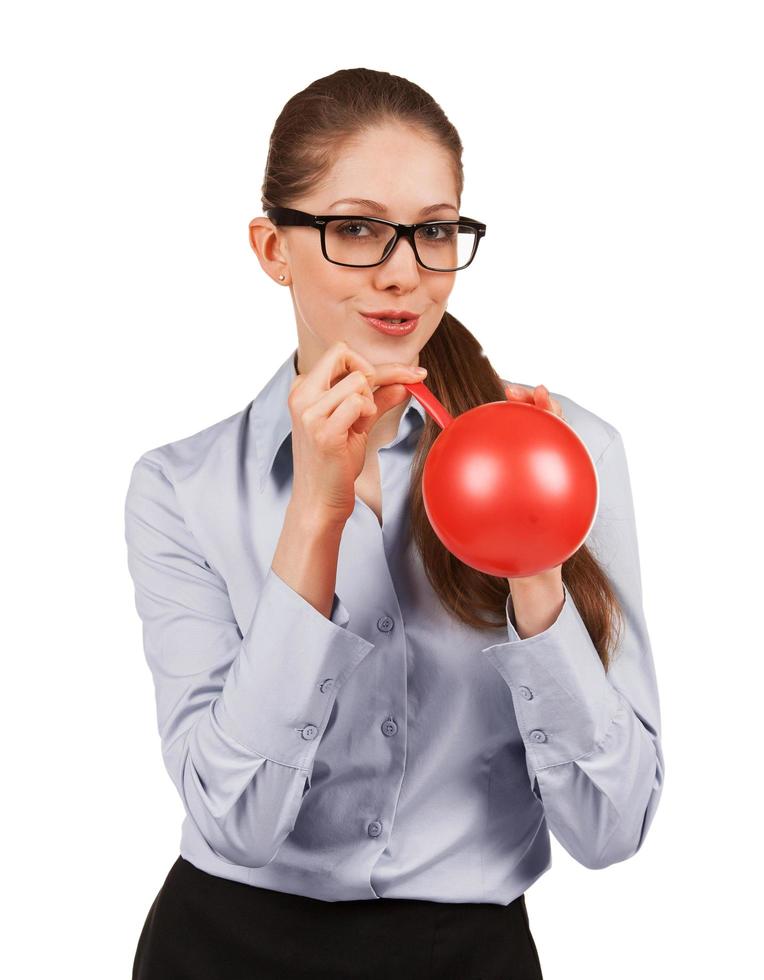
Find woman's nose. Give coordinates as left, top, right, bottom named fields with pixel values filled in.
left=376, top=236, right=421, bottom=280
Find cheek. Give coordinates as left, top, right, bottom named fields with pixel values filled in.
left=420, top=270, right=456, bottom=310
left=433, top=274, right=456, bottom=302
left=292, top=266, right=361, bottom=343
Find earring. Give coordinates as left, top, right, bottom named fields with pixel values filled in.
left=278, top=274, right=286, bottom=281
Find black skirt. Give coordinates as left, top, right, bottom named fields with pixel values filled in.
left=133, top=855, right=544, bottom=980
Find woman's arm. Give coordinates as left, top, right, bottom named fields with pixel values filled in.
left=481, top=429, right=665, bottom=870
left=272, top=500, right=346, bottom=621
left=124, top=453, right=375, bottom=869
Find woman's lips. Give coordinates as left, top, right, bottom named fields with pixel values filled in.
left=361, top=313, right=420, bottom=336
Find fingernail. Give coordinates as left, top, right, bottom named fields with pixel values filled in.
left=414, top=367, right=427, bottom=375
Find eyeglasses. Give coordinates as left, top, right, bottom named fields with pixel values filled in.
left=265, top=206, right=486, bottom=272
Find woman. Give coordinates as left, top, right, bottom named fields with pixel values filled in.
left=125, top=68, right=664, bottom=979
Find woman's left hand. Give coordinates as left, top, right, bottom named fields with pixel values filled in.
left=504, top=382, right=565, bottom=420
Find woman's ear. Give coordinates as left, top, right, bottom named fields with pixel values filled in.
left=248, top=217, right=289, bottom=284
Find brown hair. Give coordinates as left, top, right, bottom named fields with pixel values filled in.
left=261, top=68, right=624, bottom=672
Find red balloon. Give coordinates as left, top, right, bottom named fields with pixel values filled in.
left=403, top=382, right=599, bottom=578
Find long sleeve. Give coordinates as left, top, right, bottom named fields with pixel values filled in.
left=124, top=454, right=375, bottom=869
left=480, top=429, right=665, bottom=870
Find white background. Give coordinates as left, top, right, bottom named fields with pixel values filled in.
left=2, top=1, right=761, bottom=976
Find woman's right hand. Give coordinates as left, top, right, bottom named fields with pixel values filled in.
left=286, top=340, right=427, bottom=529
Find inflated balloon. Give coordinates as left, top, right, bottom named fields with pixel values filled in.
left=403, top=381, right=599, bottom=578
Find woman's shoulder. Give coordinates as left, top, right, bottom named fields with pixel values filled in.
left=499, top=376, right=619, bottom=466
left=133, top=402, right=253, bottom=486
left=133, top=352, right=294, bottom=487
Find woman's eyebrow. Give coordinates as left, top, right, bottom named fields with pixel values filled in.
left=328, top=198, right=459, bottom=216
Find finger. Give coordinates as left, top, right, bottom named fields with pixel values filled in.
left=305, top=369, right=376, bottom=426
left=534, top=385, right=564, bottom=419
left=289, top=341, right=375, bottom=404
left=299, top=348, right=421, bottom=424
left=533, top=384, right=551, bottom=408
left=324, top=391, right=378, bottom=442
left=354, top=383, right=409, bottom=436
left=368, top=362, right=427, bottom=390
left=536, top=386, right=564, bottom=419
left=507, top=383, right=556, bottom=417
left=506, top=380, right=565, bottom=419
left=505, top=383, right=534, bottom=402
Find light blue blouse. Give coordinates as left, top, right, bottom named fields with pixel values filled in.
left=124, top=347, right=664, bottom=904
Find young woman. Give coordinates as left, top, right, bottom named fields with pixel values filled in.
left=125, top=67, right=665, bottom=980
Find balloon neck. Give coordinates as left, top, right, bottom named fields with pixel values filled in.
left=403, top=381, right=453, bottom=431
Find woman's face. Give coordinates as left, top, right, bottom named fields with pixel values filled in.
left=250, top=123, right=460, bottom=372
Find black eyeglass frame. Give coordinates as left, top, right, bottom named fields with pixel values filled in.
left=265, top=206, right=487, bottom=272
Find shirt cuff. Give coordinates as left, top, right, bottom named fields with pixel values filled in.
left=217, top=566, right=375, bottom=768
left=480, top=583, right=622, bottom=768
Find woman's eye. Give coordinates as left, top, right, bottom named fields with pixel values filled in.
left=338, top=221, right=371, bottom=236
left=420, top=224, right=455, bottom=241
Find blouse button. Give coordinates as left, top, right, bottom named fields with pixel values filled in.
left=367, top=820, right=383, bottom=838
left=381, top=717, right=398, bottom=737
left=319, top=678, right=334, bottom=693
left=376, top=615, right=394, bottom=633
left=518, top=686, right=534, bottom=700
left=301, top=724, right=319, bottom=740
left=529, top=729, right=547, bottom=743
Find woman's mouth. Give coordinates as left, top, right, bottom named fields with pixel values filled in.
left=361, top=313, right=420, bottom=336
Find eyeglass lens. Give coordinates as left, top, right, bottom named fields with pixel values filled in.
left=324, top=219, right=477, bottom=270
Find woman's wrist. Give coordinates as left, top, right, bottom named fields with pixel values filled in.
left=286, top=496, right=349, bottom=537
left=506, top=566, right=565, bottom=639
left=272, top=502, right=346, bottom=620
